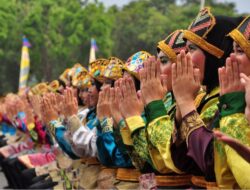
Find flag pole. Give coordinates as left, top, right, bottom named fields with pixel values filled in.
left=200, top=0, right=205, bottom=10
left=89, top=38, right=97, bottom=63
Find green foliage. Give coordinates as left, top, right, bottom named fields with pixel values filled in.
left=0, top=0, right=239, bottom=95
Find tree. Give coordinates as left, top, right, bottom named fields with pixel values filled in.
left=111, top=0, right=237, bottom=60
left=0, top=0, right=239, bottom=95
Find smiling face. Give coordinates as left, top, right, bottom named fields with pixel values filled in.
left=157, top=50, right=173, bottom=91
left=186, top=41, right=206, bottom=83
left=233, top=42, right=250, bottom=76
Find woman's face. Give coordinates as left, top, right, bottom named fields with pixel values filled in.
left=157, top=50, right=172, bottom=91
left=88, top=85, right=99, bottom=108
left=186, top=41, right=206, bottom=83
left=79, top=88, right=90, bottom=107
left=233, top=42, right=250, bottom=76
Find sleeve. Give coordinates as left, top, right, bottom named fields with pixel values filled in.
left=125, top=116, right=152, bottom=166
left=49, top=120, right=79, bottom=159
left=182, top=107, right=218, bottom=179
left=71, top=124, right=98, bottom=158
left=217, top=91, right=250, bottom=188
left=219, top=92, right=250, bottom=144
left=119, top=119, right=152, bottom=171
left=14, top=112, right=28, bottom=132
left=144, top=100, right=182, bottom=174
left=96, top=117, right=132, bottom=167
left=34, top=116, right=47, bottom=144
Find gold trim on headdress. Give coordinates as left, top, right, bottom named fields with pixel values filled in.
left=48, top=80, right=60, bottom=92
left=72, top=66, right=88, bottom=87
left=104, top=57, right=124, bottom=80
left=184, top=7, right=224, bottom=58
left=228, top=16, right=250, bottom=59
left=59, top=68, right=70, bottom=85
left=89, top=59, right=109, bottom=83
left=31, top=83, right=49, bottom=95
left=157, top=40, right=177, bottom=62
left=183, top=30, right=224, bottom=58
left=73, top=67, right=93, bottom=89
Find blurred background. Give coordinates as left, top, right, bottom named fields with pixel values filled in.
left=0, top=0, right=249, bottom=95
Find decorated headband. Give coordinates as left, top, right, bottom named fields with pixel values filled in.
left=157, top=30, right=186, bottom=62
left=183, top=7, right=224, bottom=58
left=228, top=16, right=250, bottom=59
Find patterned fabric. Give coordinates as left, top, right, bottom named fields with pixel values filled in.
left=103, top=57, right=124, bottom=80
left=34, top=116, right=48, bottom=144
left=183, top=87, right=219, bottom=142
left=89, top=58, right=109, bottom=82
left=147, top=114, right=182, bottom=174
left=181, top=111, right=205, bottom=146
left=157, top=30, right=186, bottom=62
left=72, top=125, right=97, bottom=157
left=220, top=113, right=250, bottom=145
left=14, top=111, right=27, bottom=132
left=76, top=72, right=92, bottom=89
left=49, top=120, right=78, bottom=159
left=163, top=92, right=174, bottom=112
left=96, top=117, right=132, bottom=167
left=229, top=16, right=250, bottom=59
left=65, top=107, right=98, bottom=158
left=183, top=7, right=224, bottom=58
left=28, top=152, right=56, bottom=166
left=30, top=82, right=49, bottom=95
left=188, top=8, right=215, bottom=38
left=215, top=91, right=250, bottom=189
left=124, top=93, right=177, bottom=173
left=123, top=51, right=151, bottom=80
left=59, top=68, right=71, bottom=85
left=48, top=80, right=60, bottom=92
left=71, top=65, right=91, bottom=88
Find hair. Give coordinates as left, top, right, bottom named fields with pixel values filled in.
left=58, top=79, right=66, bottom=88
left=76, top=88, right=84, bottom=106
left=134, top=77, right=141, bottom=91
left=201, top=16, right=244, bottom=93
left=94, top=79, right=102, bottom=92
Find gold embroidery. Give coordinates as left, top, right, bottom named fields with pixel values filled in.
left=182, top=111, right=205, bottom=146
left=184, top=30, right=224, bottom=58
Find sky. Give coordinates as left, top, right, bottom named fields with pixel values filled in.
left=99, top=0, right=250, bottom=14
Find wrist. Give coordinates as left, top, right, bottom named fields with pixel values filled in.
left=113, top=115, right=123, bottom=125
left=145, top=96, right=162, bottom=105
left=178, top=101, right=196, bottom=117
left=124, top=113, right=140, bottom=119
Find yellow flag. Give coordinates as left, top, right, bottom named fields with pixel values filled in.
left=18, top=36, right=31, bottom=92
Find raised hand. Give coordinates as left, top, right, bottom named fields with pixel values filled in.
left=109, top=80, right=123, bottom=125
left=140, top=56, right=167, bottom=105
left=214, top=130, right=250, bottom=163
left=117, top=77, right=143, bottom=118
left=97, top=86, right=111, bottom=120
left=29, top=95, right=42, bottom=119
left=56, top=93, right=66, bottom=116
left=41, top=96, right=59, bottom=125
left=6, top=102, right=17, bottom=120
left=172, top=50, right=200, bottom=116
left=219, top=54, right=244, bottom=96
left=63, top=88, right=78, bottom=118
left=240, top=73, right=250, bottom=123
